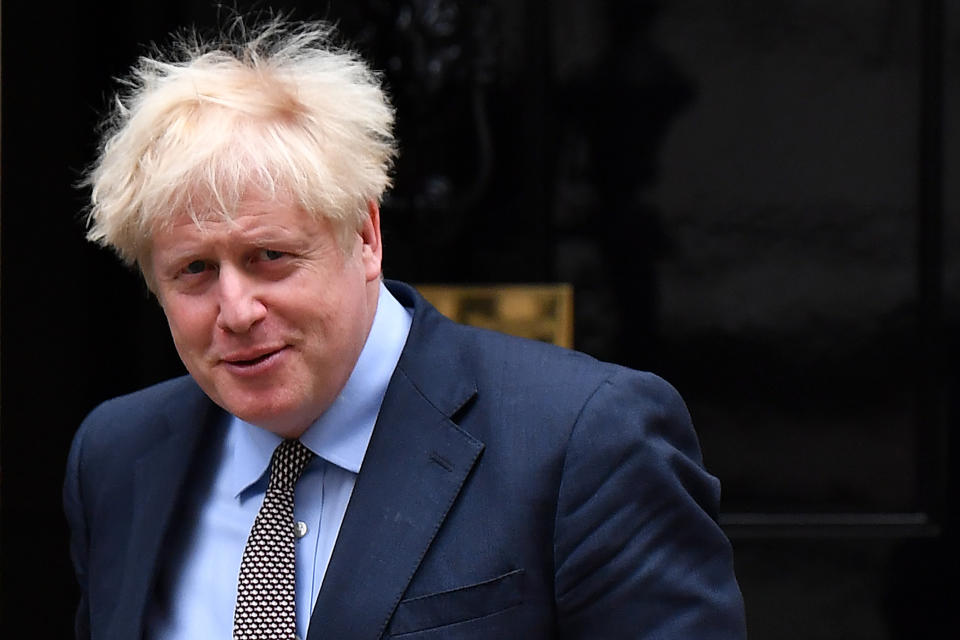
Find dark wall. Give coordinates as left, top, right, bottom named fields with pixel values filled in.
left=2, top=1, right=957, bottom=637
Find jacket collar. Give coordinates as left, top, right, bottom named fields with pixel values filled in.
left=308, top=281, right=484, bottom=639
left=122, top=379, right=222, bottom=639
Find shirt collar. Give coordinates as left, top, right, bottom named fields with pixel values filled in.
left=226, top=281, right=412, bottom=498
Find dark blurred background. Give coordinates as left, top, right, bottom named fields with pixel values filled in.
left=2, top=0, right=958, bottom=637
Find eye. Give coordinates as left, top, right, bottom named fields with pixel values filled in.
left=184, top=260, right=208, bottom=274
left=259, top=249, right=287, bottom=261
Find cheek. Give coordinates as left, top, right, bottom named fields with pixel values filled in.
left=162, top=299, right=214, bottom=351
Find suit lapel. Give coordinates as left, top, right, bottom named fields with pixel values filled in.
left=115, top=383, right=220, bottom=639
left=309, top=282, right=484, bottom=640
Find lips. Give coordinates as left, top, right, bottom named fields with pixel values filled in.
left=221, top=346, right=288, bottom=368
left=230, top=352, right=274, bottom=366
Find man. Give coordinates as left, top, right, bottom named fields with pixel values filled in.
left=65, top=17, right=746, bottom=640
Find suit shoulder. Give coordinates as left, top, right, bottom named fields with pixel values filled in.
left=83, top=375, right=199, bottom=423
left=448, top=320, right=689, bottom=423
left=396, top=280, right=645, bottom=394
left=458, top=320, right=669, bottom=388
left=74, top=375, right=207, bottom=455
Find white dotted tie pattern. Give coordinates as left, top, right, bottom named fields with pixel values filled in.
left=234, top=439, right=315, bottom=640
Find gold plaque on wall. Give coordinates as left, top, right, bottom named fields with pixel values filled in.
left=416, top=284, right=574, bottom=349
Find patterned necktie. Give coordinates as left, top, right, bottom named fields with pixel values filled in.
left=234, top=439, right=316, bottom=640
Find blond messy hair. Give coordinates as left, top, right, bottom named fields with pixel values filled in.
left=83, top=17, right=397, bottom=266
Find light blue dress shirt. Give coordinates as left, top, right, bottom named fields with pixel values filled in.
left=148, top=283, right=412, bottom=640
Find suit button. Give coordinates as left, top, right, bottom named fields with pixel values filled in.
left=295, top=521, right=308, bottom=538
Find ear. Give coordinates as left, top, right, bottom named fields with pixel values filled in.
left=359, top=200, right=383, bottom=282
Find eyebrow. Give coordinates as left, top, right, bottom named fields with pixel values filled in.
left=230, top=218, right=311, bottom=241
left=155, top=225, right=307, bottom=260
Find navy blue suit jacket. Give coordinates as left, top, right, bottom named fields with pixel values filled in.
left=65, top=281, right=746, bottom=639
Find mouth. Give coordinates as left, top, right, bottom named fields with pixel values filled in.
left=222, top=346, right=287, bottom=369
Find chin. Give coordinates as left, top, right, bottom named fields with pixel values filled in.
left=213, top=390, right=310, bottom=435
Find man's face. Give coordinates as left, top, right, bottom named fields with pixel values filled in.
left=150, top=194, right=383, bottom=437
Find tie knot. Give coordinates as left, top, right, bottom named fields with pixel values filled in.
left=267, top=439, right=315, bottom=493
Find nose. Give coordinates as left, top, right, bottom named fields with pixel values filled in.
left=216, top=265, right=267, bottom=334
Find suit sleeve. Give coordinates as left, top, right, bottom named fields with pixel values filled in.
left=553, top=369, right=746, bottom=639
left=64, top=418, right=93, bottom=640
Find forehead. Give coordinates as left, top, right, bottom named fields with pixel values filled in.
left=162, top=194, right=320, bottom=238
left=150, top=196, right=337, bottom=259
